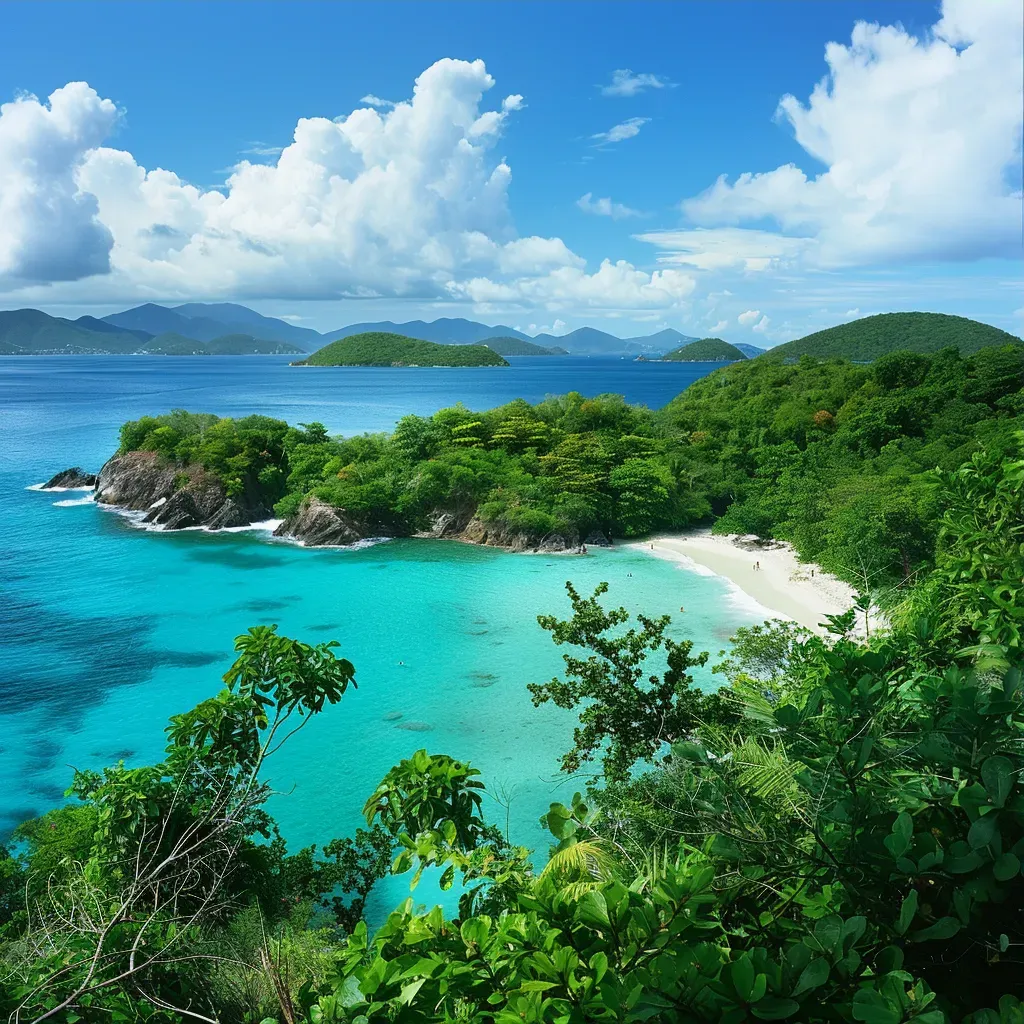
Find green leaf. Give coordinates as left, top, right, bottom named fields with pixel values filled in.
left=982, top=756, right=1014, bottom=806
left=874, top=946, right=903, bottom=974
left=792, top=958, right=829, bottom=997
left=727, top=956, right=756, bottom=1001
left=912, top=916, right=961, bottom=942
left=852, top=990, right=901, bottom=1024
left=751, top=997, right=801, bottom=1020
left=812, top=915, right=842, bottom=954
left=895, top=889, right=918, bottom=935
left=575, top=890, right=610, bottom=927
left=993, top=852, right=1021, bottom=881
left=968, top=812, right=999, bottom=850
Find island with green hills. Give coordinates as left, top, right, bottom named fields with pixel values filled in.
left=660, top=337, right=747, bottom=361
left=294, top=331, right=510, bottom=367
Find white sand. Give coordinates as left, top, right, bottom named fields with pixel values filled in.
left=630, top=530, right=858, bottom=634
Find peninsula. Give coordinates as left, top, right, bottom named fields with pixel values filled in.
left=44, top=332, right=1024, bottom=578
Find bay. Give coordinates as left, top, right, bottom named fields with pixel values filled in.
left=0, top=355, right=767, bottom=918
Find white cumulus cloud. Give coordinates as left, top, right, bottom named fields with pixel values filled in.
left=0, top=59, right=690, bottom=315
left=737, top=309, right=761, bottom=326
left=674, top=0, right=1023, bottom=269
left=0, top=82, right=119, bottom=286
left=447, top=260, right=695, bottom=313
left=752, top=315, right=770, bottom=333
left=576, top=192, right=641, bottom=219
left=600, top=70, right=671, bottom=97
left=360, top=94, right=395, bottom=108
left=708, top=319, right=729, bottom=334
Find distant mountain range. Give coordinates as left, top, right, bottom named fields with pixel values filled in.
left=0, top=303, right=703, bottom=357
left=2, top=303, right=1016, bottom=362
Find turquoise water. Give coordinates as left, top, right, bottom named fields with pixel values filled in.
left=1, top=355, right=767, bottom=917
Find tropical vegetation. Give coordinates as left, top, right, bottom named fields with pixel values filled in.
left=2, top=431, right=1022, bottom=1022
left=296, top=333, right=509, bottom=367
left=770, top=313, right=1021, bottom=362
left=115, top=342, right=1023, bottom=591
left=662, top=338, right=747, bottom=362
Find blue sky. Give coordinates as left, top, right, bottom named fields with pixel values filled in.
left=0, top=0, right=1020, bottom=343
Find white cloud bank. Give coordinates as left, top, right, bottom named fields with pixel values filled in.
left=642, top=0, right=1024, bottom=272
left=0, top=59, right=690, bottom=315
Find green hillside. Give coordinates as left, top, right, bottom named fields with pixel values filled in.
left=662, top=337, right=746, bottom=361
left=0, top=309, right=305, bottom=356
left=0, top=308, right=141, bottom=354
left=769, top=312, right=1021, bottom=361
left=481, top=335, right=567, bottom=356
left=297, top=332, right=509, bottom=367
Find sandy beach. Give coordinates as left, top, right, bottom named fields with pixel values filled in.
left=630, top=530, right=858, bottom=634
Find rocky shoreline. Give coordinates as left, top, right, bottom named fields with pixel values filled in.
left=43, top=454, right=607, bottom=554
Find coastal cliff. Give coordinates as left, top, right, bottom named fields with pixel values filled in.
left=93, top=452, right=269, bottom=530
left=273, top=496, right=365, bottom=546
left=415, top=509, right=594, bottom=554
left=50, top=447, right=594, bottom=554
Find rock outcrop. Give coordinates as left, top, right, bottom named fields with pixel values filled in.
left=94, top=451, right=267, bottom=530
left=42, top=467, right=97, bottom=489
left=273, top=496, right=364, bottom=546
left=415, top=509, right=583, bottom=553
left=459, top=517, right=581, bottom=554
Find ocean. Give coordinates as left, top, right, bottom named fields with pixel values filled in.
left=0, top=354, right=769, bottom=918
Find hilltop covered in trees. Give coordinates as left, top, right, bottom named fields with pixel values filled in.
left=296, top=332, right=509, bottom=367
left=769, top=312, right=1021, bottom=362
left=105, top=342, right=1024, bottom=587
left=661, top=337, right=747, bottom=361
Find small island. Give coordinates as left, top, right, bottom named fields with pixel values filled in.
left=660, top=337, right=747, bottom=362
left=294, top=331, right=509, bottom=367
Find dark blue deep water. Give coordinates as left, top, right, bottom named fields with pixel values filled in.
left=0, top=355, right=764, bottom=916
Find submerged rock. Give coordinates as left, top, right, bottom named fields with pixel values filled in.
left=42, top=467, right=97, bottom=489
left=274, top=496, right=364, bottom=546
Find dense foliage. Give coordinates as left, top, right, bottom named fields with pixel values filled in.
left=662, top=338, right=746, bottom=361
left=117, top=343, right=1024, bottom=594
left=298, top=332, right=509, bottom=367
left=770, top=313, right=1022, bottom=362
left=3, top=434, right=1023, bottom=1023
